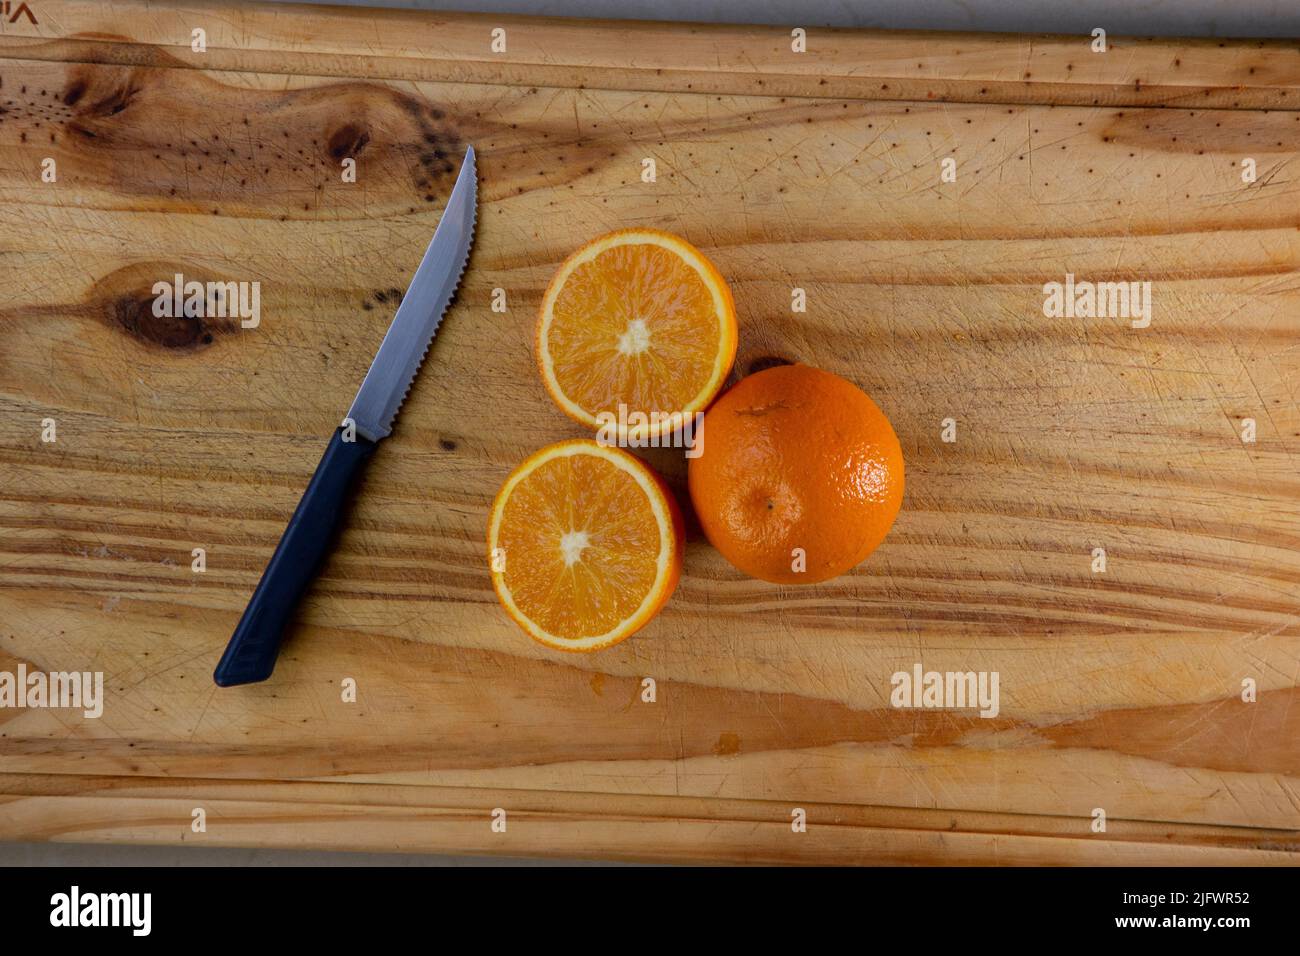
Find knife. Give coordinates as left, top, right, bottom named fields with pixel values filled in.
left=213, top=145, right=478, bottom=687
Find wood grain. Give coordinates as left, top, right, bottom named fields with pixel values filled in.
left=0, top=0, right=1298, bottom=864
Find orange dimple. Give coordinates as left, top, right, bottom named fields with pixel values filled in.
left=537, top=230, right=737, bottom=439
left=687, top=365, right=905, bottom=584
left=488, top=440, right=683, bottom=651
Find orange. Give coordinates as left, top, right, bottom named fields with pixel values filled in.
left=536, top=229, right=737, bottom=440
left=687, top=364, right=904, bottom=584
left=488, top=439, right=684, bottom=651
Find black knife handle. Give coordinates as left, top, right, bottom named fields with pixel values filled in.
left=213, top=427, right=378, bottom=687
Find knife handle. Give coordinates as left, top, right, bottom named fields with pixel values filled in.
left=213, top=427, right=378, bottom=687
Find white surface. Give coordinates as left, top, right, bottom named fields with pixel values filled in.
left=273, top=0, right=1300, bottom=37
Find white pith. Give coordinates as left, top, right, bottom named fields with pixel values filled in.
left=559, top=529, right=592, bottom=566
left=617, top=318, right=652, bottom=356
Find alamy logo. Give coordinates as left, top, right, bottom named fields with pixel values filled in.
left=1, top=2, right=37, bottom=24
left=594, top=403, right=703, bottom=458
left=50, top=886, right=151, bottom=936
left=152, top=273, right=261, bottom=328
left=890, top=663, right=1000, bottom=718
left=0, top=664, right=103, bottom=718
left=1042, top=273, right=1151, bottom=328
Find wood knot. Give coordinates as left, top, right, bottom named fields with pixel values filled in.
left=103, top=273, right=243, bottom=351
left=112, top=293, right=214, bottom=349
left=62, top=80, right=87, bottom=107
left=327, top=122, right=370, bottom=161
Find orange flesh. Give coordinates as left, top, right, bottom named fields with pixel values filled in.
left=548, top=243, right=720, bottom=417
left=495, top=451, right=662, bottom=640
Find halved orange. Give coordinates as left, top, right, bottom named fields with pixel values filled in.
left=487, top=439, right=684, bottom=652
left=536, top=229, right=737, bottom=440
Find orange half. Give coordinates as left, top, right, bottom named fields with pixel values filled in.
left=487, top=439, right=683, bottom=652
left=536, top=229, right=737, bottom=440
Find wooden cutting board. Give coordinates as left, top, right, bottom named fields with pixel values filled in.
left=1, top=0, right=1298, bottom=865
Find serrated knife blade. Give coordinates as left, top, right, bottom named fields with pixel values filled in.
left=214, top=145, right=478, bottom=688
left=348, top=145, right=477, bottom=441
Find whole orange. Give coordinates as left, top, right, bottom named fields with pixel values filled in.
left=687, top=364, right=904, bottom=584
